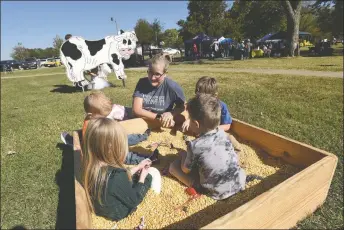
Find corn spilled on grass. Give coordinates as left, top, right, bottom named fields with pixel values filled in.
left=91, top=129, right=302, bottom=229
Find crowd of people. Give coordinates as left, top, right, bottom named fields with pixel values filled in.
left=62, top=53, right=261, bottom=225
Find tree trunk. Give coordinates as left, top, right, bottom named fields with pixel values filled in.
left=283, top=0, right=302, bottom=57
left=141, top=43, right=145, bottom=61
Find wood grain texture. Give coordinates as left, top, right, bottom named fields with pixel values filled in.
left=202, top=156, right=337, bottom=229
left=75, top=179, right=92, bottom=229
left=231, top=119, right=332, bottom=167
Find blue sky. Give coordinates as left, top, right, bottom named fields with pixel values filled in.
left=1, top=1, right=192, bottom=60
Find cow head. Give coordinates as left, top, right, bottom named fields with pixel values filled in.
left=114, top=31, right=138, bottom=60
left=108, top=49, right=126, bottom=80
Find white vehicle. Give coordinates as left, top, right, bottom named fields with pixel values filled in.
left=163, top=48, right=180, bottom=55
left=40, top=59, right=48, bottom=67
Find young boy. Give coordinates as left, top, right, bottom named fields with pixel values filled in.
left=169, top=94, right=246, bottom=200
left=182, top=76, right=232, bottom=133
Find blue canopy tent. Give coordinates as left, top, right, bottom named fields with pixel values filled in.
left=184, top=33, right=214, bottom=44
left=256, top=31, right=312, bottom=43
left=219, top=38, right=233, bottom=45
left=256, top=33, right=274, bottom=43
left=184, top=33, right=215, bottom=58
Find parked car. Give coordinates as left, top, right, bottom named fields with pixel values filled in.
left=163, top=48, right=181, bottom=55
left=22, top=57, right=38, bottom=70
left=0, top=63, right=13, bottom=72
left=55, top=58, right=62, bottom=66
left=0, top=60, right=23, bottom=70
left=40, top=59, right=48, bottom=67
left=44, top=58, right=61, bottom=67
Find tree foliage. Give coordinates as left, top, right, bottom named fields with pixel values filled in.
left=225, top=0, right=287, bottom=41
left=161, top=28, right=184, bottom=50
left=53, top=35, right=64, bottom=57
left=10, top=36, right=63, bottom=61
left=177, top=0, right=228, bottom=40
left=10, top=43, right=29, bottom=61
left=151, top=18, right=164, bottom=46
left=134, top=19, right=154, bottom=45
left=313, top=0, right=344, bottom=37
left=299, top=7, right=323, bottom=40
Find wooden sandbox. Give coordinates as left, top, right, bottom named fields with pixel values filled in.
left=72, top=118, right=337, bottom=229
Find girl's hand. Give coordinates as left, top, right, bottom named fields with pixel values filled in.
left=181, top=119, right=190, bottom=132
left=139, top=167, right=150, bottom=183
left=138, top=159, right=152, bottom=170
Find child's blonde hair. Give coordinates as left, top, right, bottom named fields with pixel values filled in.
left=187, top=94, right=221, bottom=132
left=195, top=76, right=218, bottom=97
left=84, top=92, right=112, bottom=119
left=149, top=52, right=171, bottom=73
left=81, top=118, right=129, bottom=213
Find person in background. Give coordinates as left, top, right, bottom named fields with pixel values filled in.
left=193, top=43, right=198, bottom=60
left=245, top=39, right=253, bottom=59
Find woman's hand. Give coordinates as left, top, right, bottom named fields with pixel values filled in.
left=181, top=119, right=191, bottom=132
left=138, top=159, right=152, bottom=170
left=139, top=166, right=150, bottom=183
left=160, top=112, right=175, bottom=128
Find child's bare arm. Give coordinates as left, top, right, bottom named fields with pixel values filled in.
left=219, top=124, right=231, bottom=132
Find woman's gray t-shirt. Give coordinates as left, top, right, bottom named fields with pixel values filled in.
left=133, top=77, right=185, bottom=113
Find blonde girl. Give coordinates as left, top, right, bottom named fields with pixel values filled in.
left=81, top=118, right=160, bottom=221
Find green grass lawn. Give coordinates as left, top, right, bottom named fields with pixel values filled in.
left=1, top=63, right=343, bottom=229
left=0, top=66, right=65, bottom=77
left=179, top=55, right=343, bottom=72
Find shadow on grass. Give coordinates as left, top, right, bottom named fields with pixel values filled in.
left=50, top=84, right=82, bottom=94
left=55, top=143, right=76, bottom=229
left=10, top=225, right=28, bottom=230
left=50, top=84, right=118, bottom=94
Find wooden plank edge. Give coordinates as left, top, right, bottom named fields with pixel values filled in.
left=231, top=119, right=337, bottom=167
left=232, top=118, right=336, bottom=158
left=201, top=155, right=337, bottom=229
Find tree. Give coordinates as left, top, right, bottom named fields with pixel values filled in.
left=151, top=18, right=164, bottom=46
left=333, top=0, right=344, bottom=37
left=282, top=0, right=303, bottom=57
left=53, top=35, right=64, bottom=57
left=134, top=19, right=154, bottom=60
left=135, top=19, right=154, bottom=45
left=299, top=7, right=323, bottom=41
left=162, top=28, right=184, bottom=56
left=44, top=47, right=56, bottom=58
left=10, top=43, right=29, bottom=60
left=177, top=0, right=228, bottom=41
left=225, top=0, right=287, bottom=41
left=313, top=0, right=344, bottom=38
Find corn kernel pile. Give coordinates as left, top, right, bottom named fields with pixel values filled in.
left=91, top=128, right=301, bottom=229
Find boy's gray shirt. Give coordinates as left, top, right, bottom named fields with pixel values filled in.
left=184, top=128, right=246, bottom=200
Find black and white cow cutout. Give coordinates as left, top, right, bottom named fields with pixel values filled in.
left=60, top=30, right=138, bottom=88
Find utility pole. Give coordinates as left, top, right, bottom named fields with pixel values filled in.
left=110, top=17, right=125, bottom=87
left=156, top=32, right=158, bottom=47
left=110, top=17, right=119, bottom=35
